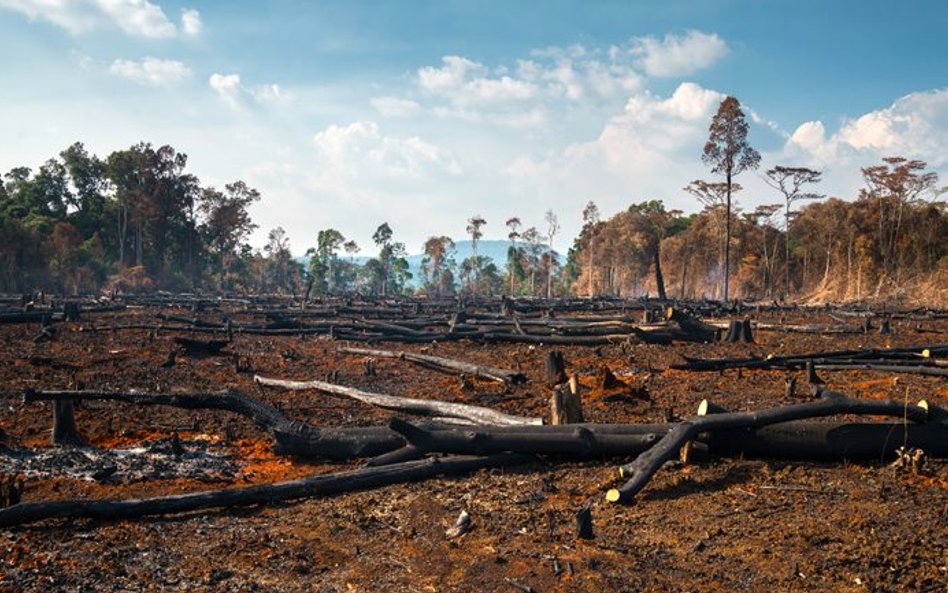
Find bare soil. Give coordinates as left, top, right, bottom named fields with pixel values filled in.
left=1, top=307, right=946, bottom=592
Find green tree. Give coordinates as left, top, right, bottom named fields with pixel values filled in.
left=198, top=181, right=260, bottom=289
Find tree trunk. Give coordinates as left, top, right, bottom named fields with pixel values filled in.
left=653, top=247, right=667, bottom=301
left=724, top=170, right=732, bottom=301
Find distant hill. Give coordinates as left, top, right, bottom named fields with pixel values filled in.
left=297, top=239, right=557, bottom=288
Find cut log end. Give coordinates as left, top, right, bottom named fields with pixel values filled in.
left=605, top=489, right=622, bottom=503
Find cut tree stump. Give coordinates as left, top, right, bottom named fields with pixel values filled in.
left=546, top=351, right=567, bottom=386
left=550, top=377, right=583, bottom=425
left=52, top=399, right=83, bottom=446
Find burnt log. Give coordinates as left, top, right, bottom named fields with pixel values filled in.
left=389, top=418, right=661, bottom=458
left=606, top=390, right=946, bottom=504
left=0, top=454, right=532, bottom=528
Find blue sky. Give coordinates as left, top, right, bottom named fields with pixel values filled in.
left=2, top=0, right=946, bottom=254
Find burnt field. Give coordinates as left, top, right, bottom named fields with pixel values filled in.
left=0, top=296, right=947, bottom=593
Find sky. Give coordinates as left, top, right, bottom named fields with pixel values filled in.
left=1, top=0, right=947, bottom=255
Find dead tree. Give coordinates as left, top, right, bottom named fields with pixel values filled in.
left=253, top=375, right=541, bottom=426
left=606, top=389, right=944, bottom=504
left=337, top=346, right=527, bottom=385
left=0, top=454, right=531, bottom=528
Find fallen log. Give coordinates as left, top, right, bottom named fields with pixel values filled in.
left=253, top=375, right=542, bottom=426
left=813, top=363, right=948, bottom=378
left=389, top=418, right=661, bottom=458
left=23, top=389, right=405, bottom=460
left=606, top=389, right=946, bottom=504
left=336, top=346, right=528, bottom=385
left=0, top=453, right=532, bottom=528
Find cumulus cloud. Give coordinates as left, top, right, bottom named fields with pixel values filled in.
left=506, top=82, right=730, bottom=218
left=0, top=0, right=185, bottom=38
left=312, top=121, right=461, bottom=179
left=181, top=7, right=201, bottom=36
left=411, top=47, right=650, bottom=127
left=419, top=56, right=539, bottom=105
left=370, top=96, right=422, bottom=118
left=631, top=30, right=729, bottom=77
left=786, top=88, right=948, bottom=168
left=109, top=57, right=191, bottom=86
left=209, top=73, right=291, bottom=111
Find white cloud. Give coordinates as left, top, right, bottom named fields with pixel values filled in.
left=312, top=120, right=461, bottom=179
left=370, top=96, right=422, bottom=117
left=109, top=57, right=191, bottom=86
left=419, top=56, right=538, bottom=105
left=787, top=88, right=948, bottom=168
left=0, top=0, right=179, bottom=38
left=181, top=7, right=201, bottom=36
left=209, top=73, right=243, bottom=109
left=209, top=73, right=291, bottom=110
left=506, top=82, right=730, bottom=220
left=412, top=47, right=648, bottom=127
left=631, top=30, right=729, bottom=77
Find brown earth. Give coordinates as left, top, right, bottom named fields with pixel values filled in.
left=0, top=307, right=946, bottom=592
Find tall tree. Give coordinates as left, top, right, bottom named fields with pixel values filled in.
left=860, top=157, right=938, bottom=280
left=372, top=223, right=394, bottom=296
left=764, top=165, right=823, bottom=297
left=702, top=96, right=761, bottom=301
left=264, top=226, right=292, bottom=291
left=581, top=201, right=599, bottom=297
left=198, top=181, right=260, bottom=289
left=544, top=209, right=560, bottom=298
left=421, top=235, right=456, bottom=296
left=308, top=228, right=345, bottom=294
left=465, top=215, right=486, bottom=294
left=505, top=217, right=522, bottom=294
left=684, top=180, right=741, bottom=299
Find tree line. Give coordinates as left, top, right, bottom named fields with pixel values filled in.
left=2, top=99, right=945, bottom=303
left=567, top=98, right=945, bottom=303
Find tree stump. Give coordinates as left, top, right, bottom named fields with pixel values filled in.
left=550, top=377, right=583, bottom=425
left=575, top=503, right=594, bottom=540
left=545, top=351, right=567, bottom=386
left=52, top=399, right=83, bottom=446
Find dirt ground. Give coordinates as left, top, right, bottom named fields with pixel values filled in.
left=0, top=306, right=946, bottom=592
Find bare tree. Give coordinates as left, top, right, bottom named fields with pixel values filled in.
left=544, top=209, right=560, bottom=298
left=702, top=96, right=761, bottom=301
left=505, top=217, right=522, bottom=294
left=764, top=165, right=823, bottom=298
left=465, top=215, right=486, bottom=294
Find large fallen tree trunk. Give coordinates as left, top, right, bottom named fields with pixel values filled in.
left=253, top=375, right=541, bottom=426
left=23, top=389, right=405, bottom=460
left=0, top=453, right=532, bottom=528
left=388, top=417, right=662, bottom=458
left=606, top=389, right=946, bottom=504
left=336, top=346, right=528, bottom=385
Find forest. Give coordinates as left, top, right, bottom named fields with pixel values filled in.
left=1, top=97, right=945, bottom=305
